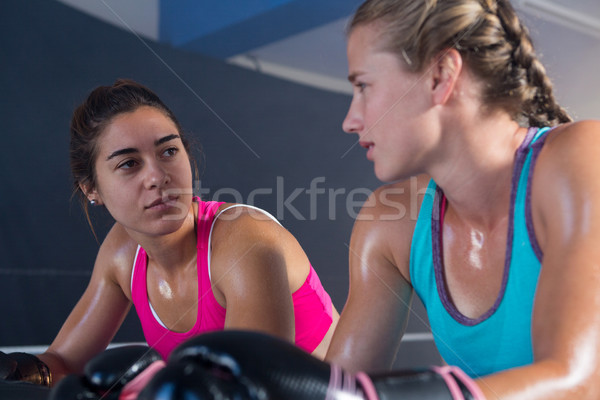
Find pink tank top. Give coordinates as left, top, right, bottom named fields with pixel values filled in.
left=131, top=199, right=333, bottom=360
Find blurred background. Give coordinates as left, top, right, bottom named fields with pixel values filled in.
left=1, top=0, right=598, bottom=369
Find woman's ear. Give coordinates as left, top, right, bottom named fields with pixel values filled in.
left=79, top=182, right=102, bottom=206
left=430, top=48, right=463, bottom=106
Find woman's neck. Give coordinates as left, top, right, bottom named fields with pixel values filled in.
left=127, top=203, right=198, bottom=273
left=429, top=114, right=527, bottom=230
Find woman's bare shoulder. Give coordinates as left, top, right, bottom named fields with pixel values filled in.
left=354, top=174, right=431, bottom=240
left=94, top=223, right=139, bottom=298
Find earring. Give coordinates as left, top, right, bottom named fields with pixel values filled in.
left=90, top=199, right=97, bottom=206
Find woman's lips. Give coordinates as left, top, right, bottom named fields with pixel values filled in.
left=146, top=196, right=178, bottom=210
left=359, top=141, right=374, bottom=160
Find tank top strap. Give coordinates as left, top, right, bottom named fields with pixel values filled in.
left=130, top=245, right=146, bottom=306
left=531, top=126, right=552, bottom=145
left=206, top=204, right=281, bottom=282
left=194, top=198, right=223, bottom=253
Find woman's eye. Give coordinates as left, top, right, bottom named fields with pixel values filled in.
left=163, top=147, right=178, bottom=157
left=117, top=159, right=137, bottom=169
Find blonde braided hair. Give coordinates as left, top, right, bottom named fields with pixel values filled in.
left=350, top=0, right=572, bottom=127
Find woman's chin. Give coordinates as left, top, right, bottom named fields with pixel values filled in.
left=374, top=167, right=398, bottom=183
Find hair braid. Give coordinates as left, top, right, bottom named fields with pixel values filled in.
left=349, top=0, right=572, bottom=127
left=494, top=0, right=572, bottom=126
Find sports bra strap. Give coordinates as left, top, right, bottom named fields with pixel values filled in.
left=207, top=204, right=282, bottom=281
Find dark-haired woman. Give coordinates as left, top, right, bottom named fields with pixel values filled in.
left=0, top=79, right=338, bottom=387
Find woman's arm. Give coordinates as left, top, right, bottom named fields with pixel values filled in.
left=476, top=121, right=600, bottom=399
left=326, top=179, right=426, bottom=373
left=209, top=207, right=299, bottom=343
left=37, top=224, right=136, bottom=384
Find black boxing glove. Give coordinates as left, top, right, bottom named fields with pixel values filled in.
left=49, top=374, right=110, bottom=400
left=169, top=330, right=362, bottom=400
left=138, top=359, right=253, bottom=400
left=49, top=345, right=164, bottom=400
left=83, top=345, right=162, bottom=393
left=0, top=379, right=50, bottom=400
left=169, top=330, right=485, bottom=400
left=357, top=366, right=486, bottom=400
left=0, top=351, right=52, bottom=387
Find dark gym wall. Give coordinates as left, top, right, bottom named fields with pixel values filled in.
left=0, top=0, right=440, bottom=367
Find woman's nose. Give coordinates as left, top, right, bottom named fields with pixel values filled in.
left=144, top=162, right=170, bottom=190
left=342, top=98, right=363, bottom=134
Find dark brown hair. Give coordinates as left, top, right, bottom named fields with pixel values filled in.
left=350, top=0, right=572, bottom=127
left=70, top=79, right=196, bottom=233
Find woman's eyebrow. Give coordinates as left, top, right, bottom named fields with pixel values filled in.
left=155, top=134, right=180, bottom=146
left=106, top=134, right=181, bottom=161
left=107, top=147, right=137, bottom=161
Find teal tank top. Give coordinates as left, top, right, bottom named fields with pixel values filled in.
left=409, top=127, right=551, bottom=378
